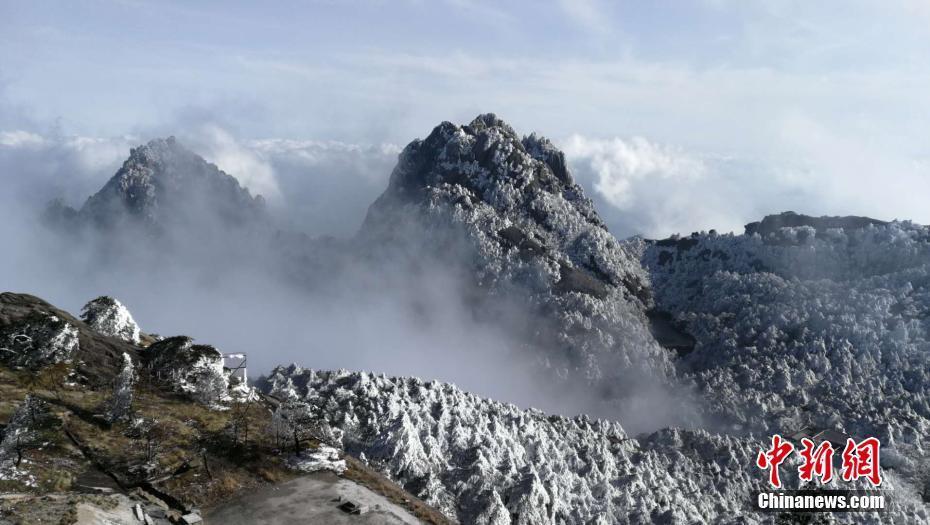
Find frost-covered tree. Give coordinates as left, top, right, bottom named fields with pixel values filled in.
left=474, top=491, right=511, bottom=525
left=272, top=400, right=330, bottom=457
left=125, top=417, right=167, bottom=464
left=0, top=395, right=46, bottom=467
left=103, top=353, right=135, bottom=423
left=193, top=369, right=228, bottom=407
left=227, top=395, right=255, bottom=448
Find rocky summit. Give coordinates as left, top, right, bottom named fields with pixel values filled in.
left=47, top=137, right=266, bottom=234
left=361, top=114, right=672, bottom=391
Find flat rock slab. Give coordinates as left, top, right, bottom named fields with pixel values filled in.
left=74, top=494, right=138, bottom=525
left=204, top=472, right=421, bottom=525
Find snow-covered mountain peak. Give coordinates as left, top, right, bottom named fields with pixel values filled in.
left=360, top=114, right=673, bottom=395
left=373, top=113, right=592, bottom=225
left=76, top=136, right=266, bottom=230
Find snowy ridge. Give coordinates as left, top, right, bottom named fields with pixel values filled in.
left=642, top=219, right=930, bottom=519
left=643, top=221, right=930, bottom=439
left=261, top=365, right=771, bottom=524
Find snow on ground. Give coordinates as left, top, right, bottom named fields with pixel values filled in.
left=287, top=445, right=347, bottom=475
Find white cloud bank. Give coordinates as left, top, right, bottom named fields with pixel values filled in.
left=186, top=125, right=282, bottom=203
left=561, top=123, right=930, bottom=239
left=0, top=126, right=399, bottom=237
left=561, top=135, right=754, bottom=238
left=4, top=121, right=928, bottom=243
left=562, top=135, right=706, bottom=209
left=0, top=130, right=46, bottom=148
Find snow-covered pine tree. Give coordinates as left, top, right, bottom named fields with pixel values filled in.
left=103, top=352, right=135, bottom=423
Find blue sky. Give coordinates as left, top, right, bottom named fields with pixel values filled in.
left=3, top=0, right=930, bottom=237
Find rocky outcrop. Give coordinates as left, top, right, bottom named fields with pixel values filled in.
left=1, top=293, right=244, bottom=407
left=81, top=296, right=142, bottom=345
left=744, top=211, right=888, bottom=240
left=0, top=312, right=78, bottom=369
left=0, top=293, right=139, bottom=383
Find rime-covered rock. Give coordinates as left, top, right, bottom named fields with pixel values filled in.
left=81, top=296, right=142, bottom=344
left=360, top=114, right=671, bottom=391
left=286, top=444, right=346, bottom=474
left=0, top=293, right=139, bottom=385
left=0, top=312, right=79, bottom=369
left=143, top=336, right=228, bottom=405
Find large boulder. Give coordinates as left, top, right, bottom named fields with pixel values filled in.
left=81, top=296, right=142, bottom=345
left=0, top=312, right=78, bottom=369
